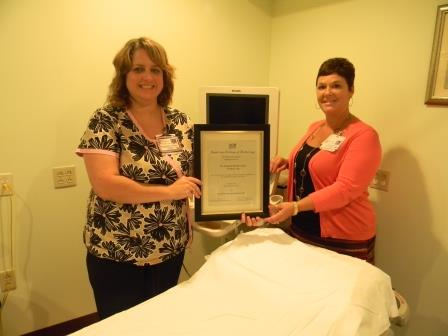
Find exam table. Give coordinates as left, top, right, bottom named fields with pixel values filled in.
left=71, top=228, right=407, bottom=336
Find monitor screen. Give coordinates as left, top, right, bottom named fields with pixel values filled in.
left=206, top=94, right=269, bottom=124
left=200, top=86, right=280, bottom=158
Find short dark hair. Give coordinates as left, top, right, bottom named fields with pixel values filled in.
left=107, top=37, right=175, bottom=108
left=316, top=57, right=355, bottom=90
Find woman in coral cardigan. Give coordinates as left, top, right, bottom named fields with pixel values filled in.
left=243, top=58, right=381, bottom=263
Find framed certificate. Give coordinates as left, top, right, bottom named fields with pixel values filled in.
left=193, top=124, right=270, bottom=221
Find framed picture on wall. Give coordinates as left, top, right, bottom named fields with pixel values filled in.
left=426, top=4, right=448, bottom=105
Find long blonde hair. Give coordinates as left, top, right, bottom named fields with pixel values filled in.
left=107, top=37, right=175, bottom=108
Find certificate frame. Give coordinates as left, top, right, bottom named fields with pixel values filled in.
left=425, top=4, right=448, bottom=105
left=193, top=124, right=270, bottom=221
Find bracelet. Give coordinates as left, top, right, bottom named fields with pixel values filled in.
left=292, top=201, right=299, bottom=216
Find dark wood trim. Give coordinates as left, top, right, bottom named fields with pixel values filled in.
left=21, top=312, right=99, bottom=336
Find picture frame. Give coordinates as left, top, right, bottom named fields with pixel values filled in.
left=193, top=124, right=270, bottom=222
left=426, top=4, right=448, bottom=105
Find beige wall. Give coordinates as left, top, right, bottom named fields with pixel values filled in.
left=1, top=0, right=447, bottom=335
left=270, top=0, right=448, bottom=335
left=0, top=0, right=272, bottom=334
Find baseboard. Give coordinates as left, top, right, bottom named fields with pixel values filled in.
left=21, top=312, right=99, bottom=336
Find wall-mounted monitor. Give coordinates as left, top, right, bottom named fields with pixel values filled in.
left=199, top=86, right=280, bottom=158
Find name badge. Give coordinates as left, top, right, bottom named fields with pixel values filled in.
left=156, top=134, right=182, bottom=154
left=320, top=134, right=345, bottom=152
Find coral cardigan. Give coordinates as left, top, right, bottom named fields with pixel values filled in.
left=287, top=119, right=381, bottom=240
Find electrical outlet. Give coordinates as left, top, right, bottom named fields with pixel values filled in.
left=52, top=166, right=77, bottom=188
left=370, top=169, right=390, bottom=191
left=0, top=270, right=16, bottom=292
left=0, top=173, right=13, bottom=196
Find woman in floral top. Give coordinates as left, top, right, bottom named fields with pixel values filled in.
left=76, top=37, right=201, bottom=319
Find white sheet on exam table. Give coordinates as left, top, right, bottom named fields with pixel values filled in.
left=71, top=228, right=398, bottom=336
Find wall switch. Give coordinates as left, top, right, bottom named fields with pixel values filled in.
left=0, top=270, right=16, bottom=292
left=52, top=166, right=77, bottom=188
left=0, top=173, right=13, bottom=196
left=370, top=169, right=390, bottom=192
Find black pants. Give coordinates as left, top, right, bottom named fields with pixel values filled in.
left=86, top=251, right=185, bottom=319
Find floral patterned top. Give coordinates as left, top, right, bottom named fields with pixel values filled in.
left=76, top=105, right=194, bottom=266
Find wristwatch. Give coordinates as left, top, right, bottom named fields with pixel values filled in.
left=292, top=201, right=299, bottom=216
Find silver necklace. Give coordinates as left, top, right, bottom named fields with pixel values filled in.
left=295, top=145, right=319, bottom=200
left=295, top=114, right=352, bottom=200
left=329, top=113, right=353, bottom=135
